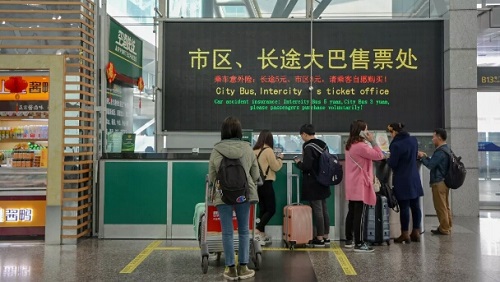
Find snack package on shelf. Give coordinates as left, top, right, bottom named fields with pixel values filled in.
left=9, top=142, right=46, bottom=168
left=40, top=147, right=48, bottom=168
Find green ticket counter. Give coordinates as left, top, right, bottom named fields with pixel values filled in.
left=99, top=158, right=338, bottom=239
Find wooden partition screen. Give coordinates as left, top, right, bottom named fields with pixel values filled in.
left=0, top=0, right=96, bottom=244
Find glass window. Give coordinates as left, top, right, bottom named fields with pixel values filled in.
left=168, top=0, right=447, bottom=19
left=106, top=0, right=157, bottom=152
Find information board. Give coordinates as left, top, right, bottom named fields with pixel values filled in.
left=162, top=20, right=444, bottom=132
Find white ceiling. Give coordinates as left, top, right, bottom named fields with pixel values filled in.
left=478, top=2, right=500, bottom=66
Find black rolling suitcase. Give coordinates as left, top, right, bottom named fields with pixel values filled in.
left=364, top=194, right=391, bottom=245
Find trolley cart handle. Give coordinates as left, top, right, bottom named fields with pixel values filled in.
left=287, top=173, right=300, bottom=205
left=205, top=174, right=210, bottom=203
left=205, top=174, right=215, bottom=204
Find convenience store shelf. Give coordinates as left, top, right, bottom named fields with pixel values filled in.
left=0, top=167, right=47, bottom=175
left=0, top=116, right=48, bottom=121
left=0, top=139, right=48, bottom=143
left=0, top=167, right=47, bottom=196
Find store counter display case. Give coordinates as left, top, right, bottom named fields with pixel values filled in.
left=0, top=167, right=46, bottom=236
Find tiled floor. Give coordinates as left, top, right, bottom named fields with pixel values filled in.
left=479, top=180, right=500, bottom=207
left=1, top=213, right=500, bottom=282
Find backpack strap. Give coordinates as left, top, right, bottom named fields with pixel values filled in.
left=213, top=148, right=224, bottom=173
left=256, top=147, right=271, bottom=179
left=304, top=143, right=328, bottom=176
left=214, top=148, right=226, bottom=159
left=305, top=142, right=327, bottom=153
left=435, top=146, right=452, bottom=175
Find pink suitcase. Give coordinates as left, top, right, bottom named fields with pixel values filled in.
left=282, top=174, right=313, bottom=250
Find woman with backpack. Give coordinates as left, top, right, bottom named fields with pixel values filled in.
left=344, top=120, right=385, bottom=253
left=208, top=116, right=260, bottom=280
left=253, top=130, right=284, bottom=246
left=386, top=122, right=424, bottom=243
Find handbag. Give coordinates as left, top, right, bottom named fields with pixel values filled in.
left=349, top=154, right=380, bottom=192
left=373, top=176, right=381, bottom=193
left=379, top=182, right=399, bottom=212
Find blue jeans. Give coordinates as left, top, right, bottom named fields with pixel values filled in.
left=217, top=201, right=250, bottom=266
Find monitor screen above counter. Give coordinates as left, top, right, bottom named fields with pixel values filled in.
left=162, top=20, right=444, bottom=133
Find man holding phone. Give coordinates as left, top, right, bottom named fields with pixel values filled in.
left=294, top=124, right=331, bottom=247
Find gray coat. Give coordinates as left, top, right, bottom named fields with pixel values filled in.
left=208, top=139, right=260, bottom=206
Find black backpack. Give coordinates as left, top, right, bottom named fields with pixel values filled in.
left=305, top=143, right=343, bottom=186
left=215, top=150, right=249, bottom=204
left=439, top=148, right=466, bottom=189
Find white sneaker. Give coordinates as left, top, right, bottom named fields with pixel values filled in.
left=262, top=235, right=272, bottom=245
left=254, top=234, right=266, bottom=246
left=208, top=252, right=218, bottom=261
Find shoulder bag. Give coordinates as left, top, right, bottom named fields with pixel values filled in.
left=256, top=148, right=271, bottom=186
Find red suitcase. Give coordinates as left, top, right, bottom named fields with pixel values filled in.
left=282, top=174, right=313, bottom=250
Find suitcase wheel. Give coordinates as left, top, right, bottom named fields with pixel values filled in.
left=283, top=240, right=289, bottom=249
left=252, top=253, right=262, bottom=270
left=201, top=255, right=209, bottom=274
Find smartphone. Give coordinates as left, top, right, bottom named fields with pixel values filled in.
left=359, top=130, right=369, bottom=139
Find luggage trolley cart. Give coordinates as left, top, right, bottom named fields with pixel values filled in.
left=200, top=175, right=262, bottom=274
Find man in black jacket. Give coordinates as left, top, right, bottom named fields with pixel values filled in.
left=294, top=124, right=331, bottom=247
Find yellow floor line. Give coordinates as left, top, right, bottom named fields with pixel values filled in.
left=120, top=241, right=162, bottom=274
left=154, top=246, right=332, bottom=252
left=152, top=243, right=357, bottom=276
left=331, top=243, right=357, bottom=276
left=154, top=246, right=200, bottom=251
left=262, top=247, right=335, bottom=252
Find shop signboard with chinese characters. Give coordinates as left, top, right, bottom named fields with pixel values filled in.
left=0, top=200, right=46, bottom=230
left=162, top=21, right=444, bottom=132
left=109, top=17, right=143, bottom=80
left=106, top=16, right=142, bottom=134
left=0, top=76, right=49, bottom=118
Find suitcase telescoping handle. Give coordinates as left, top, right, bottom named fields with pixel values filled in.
left=287, top=173, right=301, bottom=205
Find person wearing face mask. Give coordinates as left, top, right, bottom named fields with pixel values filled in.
left=344, top=120, right=385, bottom=252
left=386, top=123, right=424, bottom=243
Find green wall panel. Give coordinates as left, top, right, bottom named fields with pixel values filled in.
left=265, top=165, right=288, bottom=226
left=172, top=162, right=209, bottom=224
left=169, top=161, right=336, bottom=226
left=104, top=162, right=167, bottom=224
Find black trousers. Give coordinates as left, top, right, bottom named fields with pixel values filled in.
left=256, top=180, right=276, bottom=233
left=310, top=199, right=330, bottom=237
left=345, top=200, right=367, bottom=245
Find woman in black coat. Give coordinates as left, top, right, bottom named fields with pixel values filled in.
left=386, top=123, right=424, bottom=243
